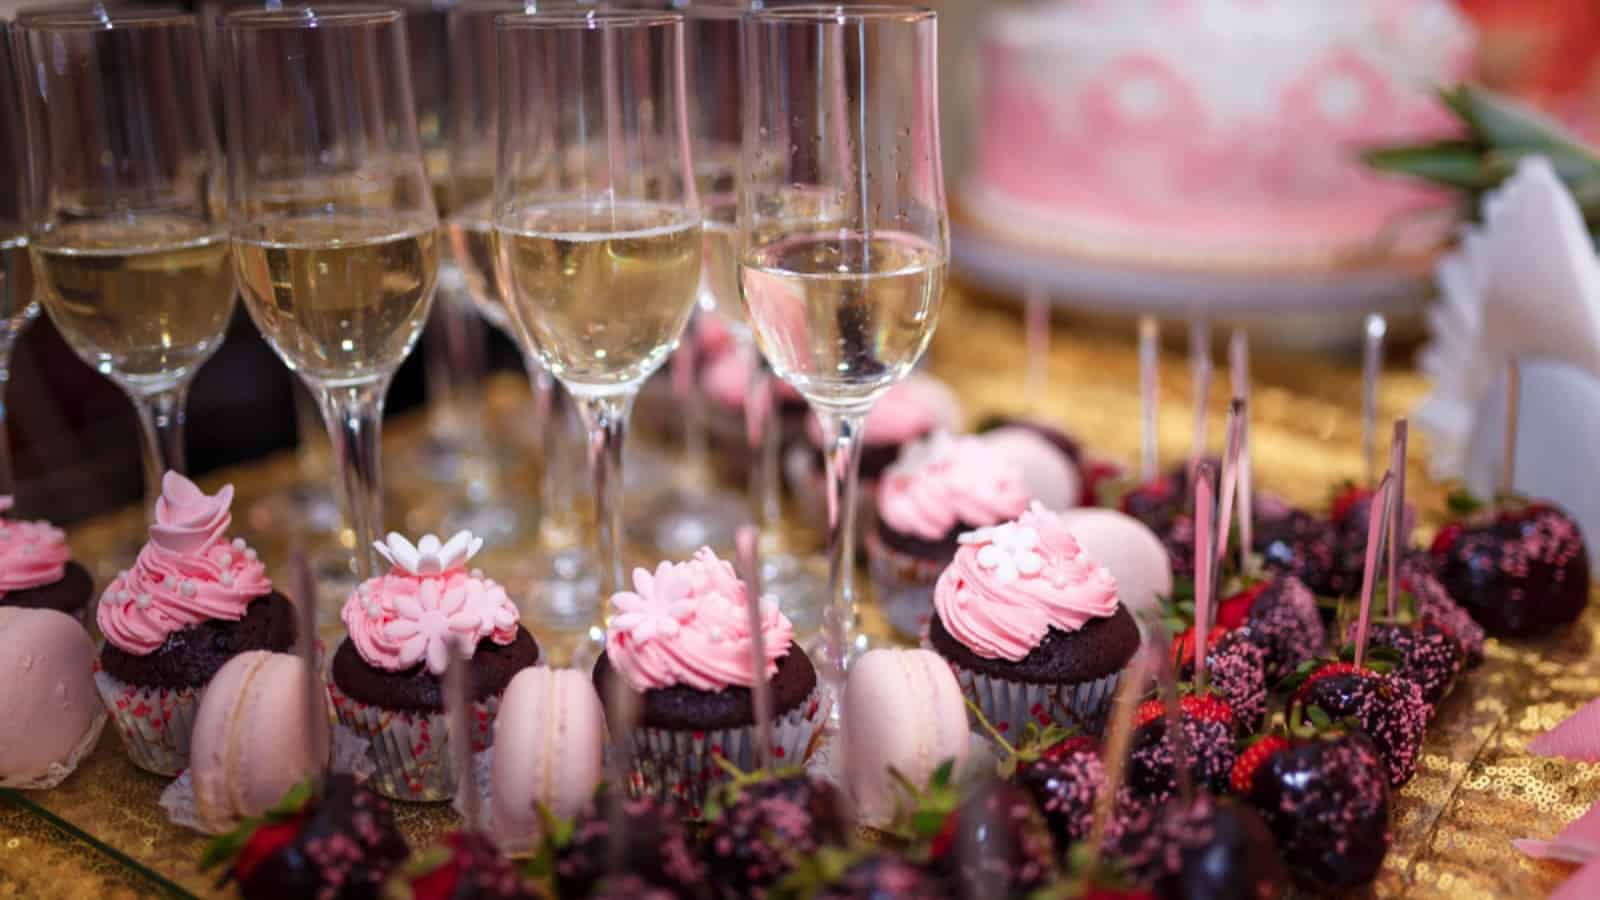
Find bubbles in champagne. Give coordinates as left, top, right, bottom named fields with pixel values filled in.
left=497, top=201, right=701, bottom=394
left=739, top=231, right=944, bottom=409
left=233, top=213, right=439, bottom=386
left=31, top=216, right=233, bottom=385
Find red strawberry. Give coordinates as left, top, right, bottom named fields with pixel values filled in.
left=1170, top=625, right=1229, bottom=668
left=1134, top=694, right=1234, bottom=730
left=1229, top=735, right=1289, bottom=795
left=232, top=817, right=305, bottom=885
left=1216, top=581, right=1270, bottom=630
left=1041, top=734, right=1099, bottom=763
left=1429, top=523, right=1463, bottom=555
left=1290, top=661, right=1366, bottom=706
left=1329, top=485, right=1371, bottom=526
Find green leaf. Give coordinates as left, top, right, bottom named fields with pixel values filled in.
left=910, top=809, right=948, bottom=839
left=930, top=758, right=956, bottom=790
left=1307, top=705, right=1333, bottom=730
left=1448, top=488, right=1485, bottom=515
left=200, top=821, right=258, bottom=872
left=1362, top=140, right=1502, bottom=190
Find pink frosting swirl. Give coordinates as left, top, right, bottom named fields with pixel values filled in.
left=605, top=547, right=795, bottom=693
left=98, top=473, right=273, bottom=656
left=0, top=497, right=71, bottom=594
left=341, top=532, right=520, bottom=675
left=933, top=503, right=1120, bottom=661
left=878, top=435, right=1032, bottom=541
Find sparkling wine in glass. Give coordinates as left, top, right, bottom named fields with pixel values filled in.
left=494, top=9, right=702, bottom=638
left=0, top=24, right=38, bottom=500
left=224, top=7, right=440, bottom=581
left=740, top=5, right=948, bottom=679
left=17, top=9, right=234, bottom=512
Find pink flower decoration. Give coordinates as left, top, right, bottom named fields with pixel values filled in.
left=611, top=562, right=699, bottom=644
left=149, top=472, right=234, bottom=555
left=384, top=577, right=483, bottom=675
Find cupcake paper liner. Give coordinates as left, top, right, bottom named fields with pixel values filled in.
left=327, top=678, right=500, bottom=803
left=865, top=528, right=951, bottom=639
left=619, top=684, right=831, bottom=816
left=94, top=669, right=202, bottom=777
left=160, top=724, right=375, bottom=834
left=0, top=710, right=107, bottom=790
left=947, top=660, right=1121, bottom=738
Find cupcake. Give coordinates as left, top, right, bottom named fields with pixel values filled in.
left=928, top=503, right=1139, bottom=736
left=591, top=548, right=829, bottom=814
left=786, top=372, right=963, bottom=536
left=0, top=497, right=93, bottom=623
left=95, top=472, right=295, bottom=776
left=867, top=433, right=1032, bottom=638
left=329, top=531, right=539, bottom=802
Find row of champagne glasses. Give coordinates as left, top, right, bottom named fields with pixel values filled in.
left=10, top=4, right=947, bottom=678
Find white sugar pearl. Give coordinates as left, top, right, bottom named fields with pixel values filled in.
left=220, top=573, right=234, bottom=587
left=180, top=580, right=197, bottom=598
left=232, top=538, right=246, bottom=550
left=218, top=551, right=233, bottom=566
left=135, top=594, right=152, bottom=609
left=471, top=568, right=484, bottom=579
left=245, top=549, right=257, bottom=561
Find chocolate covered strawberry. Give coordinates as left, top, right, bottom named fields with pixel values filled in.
left=386, top=830, right=533, bottom=900
left=922, top=778, right=1057, bottom=900
left=1254, top=509, right=1351, bottom=599
left=702, top=772, right=849, bottom=900
left=1430, top=495, right=1589, bottom=637
left=1230, top=728, right=1390, bottom=890
left=1164, top=586, right=1269, bottom=731
left=1285, top=661, right=1428, bottom=786
left=1010, top=734, right=1105, bottom=849
left=1343, top=615, right=1464, bottom=709
left=543, top=789, right=705, bottom=899
left=796, top=850, right=949, bottom=900
left=1402, top=553, right=1485, bottom=665
left=1114, top=793, right=1288, bottom=900
left=1126, top=693, right=1240, bottom=799
left=1217, top=575, right=1327, bottom=682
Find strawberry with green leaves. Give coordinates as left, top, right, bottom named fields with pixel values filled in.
left=891, top=759, right=1057, bottom=900
left=700, top=767, right=850, bottom=900
left=201, top=774, right=409, bottom=900
left=384, top=831, right=534, bottom=900
left=524, top=786, right=705, bottom=900
left=1112, top=792, right=1287, bottom=900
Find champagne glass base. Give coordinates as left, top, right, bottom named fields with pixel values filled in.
left=248, top=481, right=344, bottom=535
left=625, top=484, right=748, bottom=558
left=759, top=552, right=827, bottom=638
left=513, top=545, right=602, bottom=648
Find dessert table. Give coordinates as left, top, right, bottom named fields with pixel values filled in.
left=1, top=287, right=1595, bottom=899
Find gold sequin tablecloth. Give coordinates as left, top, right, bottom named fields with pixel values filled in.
left=3, top=291, right=1597, bottom=898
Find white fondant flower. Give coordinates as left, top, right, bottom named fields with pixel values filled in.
left=374, top=530, right=483, bottom=577
left=610, top=562, right=698, bottom=644
left=384, top=577, right=483, bottom=674
left=960, top=522, right=1044, bottom=584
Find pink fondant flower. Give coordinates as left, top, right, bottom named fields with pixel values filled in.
left=384, top=577, right=483, bottom=674
left=149, top=472, right=234, bottom=555
left=611, top=562, right=698, bottom=644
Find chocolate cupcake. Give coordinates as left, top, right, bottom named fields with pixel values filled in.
left=928, top=503, right=1139, bottom=736
left=0, top=498, right=93, bottom=622
left=868, top=434, right=1032, bottom=638
left=95, top=473, right=295, bottom=776
left=786, top=373, right=963, bottom=538
left=329, top=531, right=538, bottom=802
left=592, top=548, right=829, bottom=814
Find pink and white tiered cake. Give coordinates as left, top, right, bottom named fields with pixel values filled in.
left=964, top=0, right=1475, bottom=270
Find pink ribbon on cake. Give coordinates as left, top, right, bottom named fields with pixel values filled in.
left=605, top=547, right=794, bottom=693
left=877, top=434, right=1032, bottom=541
left=97, top=473, right=273, bottom=656
left=933, top=502, right=1120, bottom=661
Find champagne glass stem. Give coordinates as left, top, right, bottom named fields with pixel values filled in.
left=746, top=346, right=782, bottom=532
left=525, top=358, right=576, bottom=549
left=0, top=342, right=15, bottom=499
left=573, top=391, right=635, bottom=601
left=130, top=383, right=190, bottom=510
left=814, top=408, right=868, bottom=687
left=313, top=379, right=389, bottom=581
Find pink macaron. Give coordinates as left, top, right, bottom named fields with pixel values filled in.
left=0, top=607, right=104, bottom=788
left=843, top=648, right=971, bottom=826
left=490, top=666, right=606, bottom=855
left=189, top=651, right=329, bottom=832
left=1061, top=508, right=1173, bottom=618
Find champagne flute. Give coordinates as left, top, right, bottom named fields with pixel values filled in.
left=740, top=5, right=948, bottom=677
left=224, top=7, right=440, bottom=581
left=494, top=9, right=703, bottom=624
left=687, top=1, right=827, bottom=629
left=445, top=0, right=601, bottom=631
left=17, top=9, right=233, bottom=514
left=0, top=23, right=37, bottom=501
